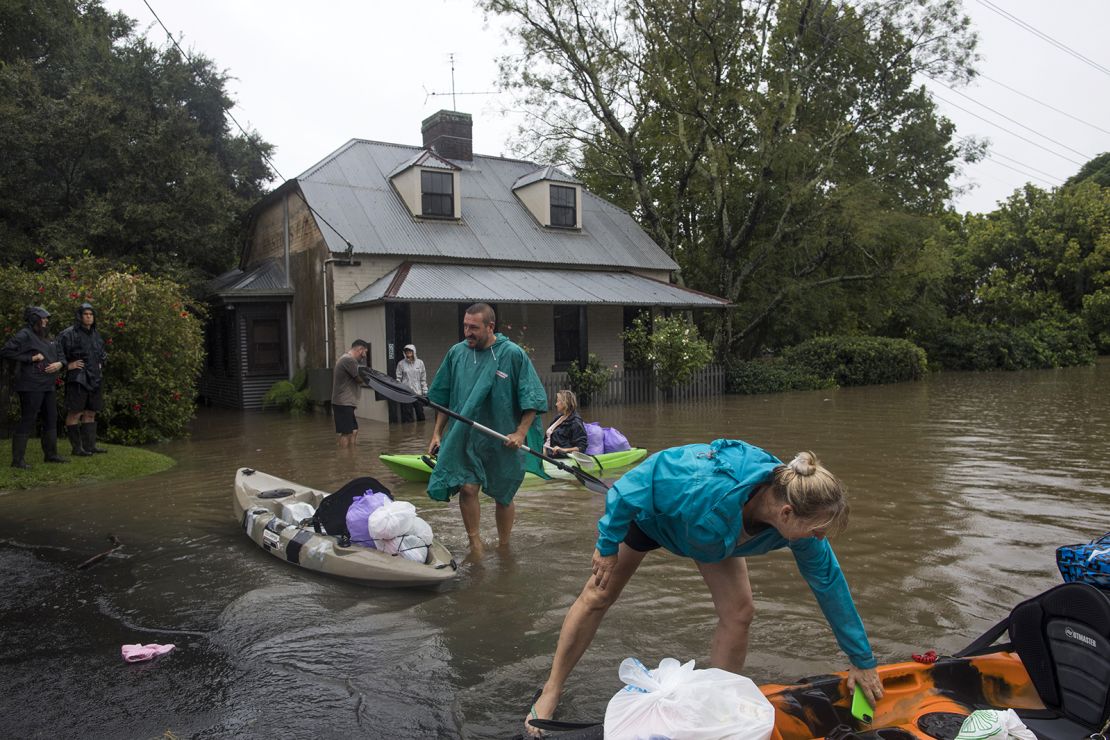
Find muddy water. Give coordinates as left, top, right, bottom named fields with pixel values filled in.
left=1, top=361, right=1107, bottom=738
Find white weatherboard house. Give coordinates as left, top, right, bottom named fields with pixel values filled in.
left=201, top=110, right=728, bottom=420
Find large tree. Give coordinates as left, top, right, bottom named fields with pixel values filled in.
left=482, top=0, right=978, bottom=356
left=0, top=0, right=273, bottom=289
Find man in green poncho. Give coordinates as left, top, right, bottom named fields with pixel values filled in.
left=426, top=303, right=548, bottom=554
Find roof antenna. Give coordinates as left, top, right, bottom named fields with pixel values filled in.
left=449, top=52, right=457, bottom=111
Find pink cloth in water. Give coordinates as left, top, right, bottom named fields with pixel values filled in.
left=121, top=643, right=176, bottom=663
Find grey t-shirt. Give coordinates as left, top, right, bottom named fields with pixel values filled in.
left=331, top=354, right=361, bottom=406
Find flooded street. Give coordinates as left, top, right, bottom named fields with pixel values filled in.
left=1, top=361, right=1108, bottom=739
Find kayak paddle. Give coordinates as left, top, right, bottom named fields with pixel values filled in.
left=361, top=368, right=611, bottom=495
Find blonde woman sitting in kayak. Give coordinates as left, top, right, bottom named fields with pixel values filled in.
left=542, top=390, right=588, bottom=458
left=525, top=440, right=883, bottom=737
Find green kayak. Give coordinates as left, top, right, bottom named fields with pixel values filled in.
left=379, top=447, right=648, bottom=484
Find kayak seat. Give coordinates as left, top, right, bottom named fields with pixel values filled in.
left=1006, top=582, right=1110, bottom=739
left=311, top=477, right=394, bottom=542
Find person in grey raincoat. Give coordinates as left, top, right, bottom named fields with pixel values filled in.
left=1, top=307, right=68, bottom=468
left=394, top=343, right=427, bottom=422
left=56, top=302, right=108, bottom=456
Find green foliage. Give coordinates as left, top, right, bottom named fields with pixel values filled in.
left=726, top=359, right=836, bottom=395
left=485, top=0, right=977, bottom=356
left=0, top=255, right=204, bottom=443
left=1083, top=288, right=1110, bottom=353
left=0, top=0, right=274, bottom=291
left=782, top=336, right=928, bottom=386
left=919, top=316, right=1095, bottom=371
left=645, top=316, right=714, bottom=389
left=0, top=438, right=174, bottom=491
left=263, top=369, right=313, bottom=416
left=620, top=315, right=653, bottom=370
left=566, top=353, right=611, bottom=406
left=1068, top=152, right=1110, bottom=189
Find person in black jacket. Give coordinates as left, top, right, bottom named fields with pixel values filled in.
left=56, top=302, right=108, bottom=456
left=1, top=306, right=68, bottom=468
left=542, top=389, right=588, bottom=458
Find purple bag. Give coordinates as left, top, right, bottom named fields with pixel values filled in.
left=584, top=422, right=604, bottom=455
left=345, top=491, right=391, bottom=548
left=602, top=426, right=631, bottom=453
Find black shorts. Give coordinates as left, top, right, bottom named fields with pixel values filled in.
left=623, top=520, right=662, bottom=552
left=65, top=383, right=104, bottom=413
left=333, top=405, right=359, bottom=435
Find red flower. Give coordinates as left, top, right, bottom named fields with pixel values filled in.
left=35, top=257, right=45, bottom=265
left=69, top=292, right=79, bottom=299
left=180, top=312, right=188, bottom=318
left=55, top=378, right=63, bottom=386
left=37, top=286, right=44, bottom=293
left=116, top=321, right=125, bottom=328
left=172, top=392, right=181, bottom=401
left=106, top=338, right=113, bottom=345
left=132, top=403, right=142, bottom=412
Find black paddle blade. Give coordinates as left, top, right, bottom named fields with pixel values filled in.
left=573, top=471, right=610, bottom=494
left=361, top=367, right=425, bottom=405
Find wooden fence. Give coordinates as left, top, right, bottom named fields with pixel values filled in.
left=539, top=364, right=726, bottom=406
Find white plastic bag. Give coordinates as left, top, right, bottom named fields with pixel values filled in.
left=604, top=657, right=775, bottom=740
left=378, top=515, right=433, bottom=562
left=281, top=501, right=316, bottom=524
left=368, top=500, right=416, bottom=540
left=955, top=709, right=1036, bottom=740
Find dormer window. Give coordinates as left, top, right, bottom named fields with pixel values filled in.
left=550, top=185, right=577, bottom=228
left=421, top=171, right=454, bottom=218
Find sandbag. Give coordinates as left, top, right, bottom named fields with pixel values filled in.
left=281, top=501, right=316, bottom=524
left=345, top=491, right=391, bottom=548
left=604, top=657, right=774, bottom=740
left=584, top=422, right=604, bottom=455
left=602, top=426, right=631, bottom=453
left=368, top=500, right=417, bottom=540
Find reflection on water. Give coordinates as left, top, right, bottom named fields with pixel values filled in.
left=1, top=361, right=1108, bottom=737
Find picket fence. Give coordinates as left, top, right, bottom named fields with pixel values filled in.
left=539, top=364, right=725, bottom=406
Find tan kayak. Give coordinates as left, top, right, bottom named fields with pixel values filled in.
left=233, top=468, right=458, bottom=587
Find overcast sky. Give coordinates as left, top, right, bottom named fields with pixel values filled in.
left=102, top=0, right=1110, bottom=215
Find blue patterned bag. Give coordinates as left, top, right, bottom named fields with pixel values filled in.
left=1056, top=532, right=1110, bottom=589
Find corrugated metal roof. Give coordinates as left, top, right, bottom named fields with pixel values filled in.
left=291, top=139, right=678, bottom=271
left=340, top=263, right=729, bottom=308
left=206, top=260, right=293, bottom=299
left=513, top=165, right=581, bottom=189
left=386, top=149, right=459, bottom=178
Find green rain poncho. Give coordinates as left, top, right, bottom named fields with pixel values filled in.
left=426, top=334, right=549, bottom=505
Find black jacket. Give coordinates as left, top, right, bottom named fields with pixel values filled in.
left=56, top=302, right=107, bottom=390
left=1, top=307, right=62, bottom=392
left=548, top=411, right=588, bottom=454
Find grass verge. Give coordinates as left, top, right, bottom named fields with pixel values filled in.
left=0, top=439, right=175, bottom=491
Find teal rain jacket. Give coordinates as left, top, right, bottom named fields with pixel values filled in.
left=426, top=334, right=548, bottom=506
left=595, top=439, right=876, bottom=669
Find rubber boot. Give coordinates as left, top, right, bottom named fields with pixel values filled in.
left=42, top=431, right=68, bottom=463
left=82, top=422, right=107, bottom=453
left=67, top=425, right=92, bottom=457
left=11, top=434, right=31, bottom=469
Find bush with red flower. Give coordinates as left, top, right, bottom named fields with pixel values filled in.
left=1, top=255, right=205, bottom=444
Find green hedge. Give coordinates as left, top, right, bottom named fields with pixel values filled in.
left=921, top=316, right=1095, bottom=371
left=726, top=359, right=836, bottom=395
left=782, top=336, right=928, bottom=386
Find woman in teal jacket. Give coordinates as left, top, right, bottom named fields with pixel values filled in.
left=525, top=439, right=883, bottom=736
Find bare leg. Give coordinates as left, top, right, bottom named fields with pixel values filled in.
left=66, top=411, right=83, bottom=426
left=83, top=411, right=96, bottom=423
left=494, top=500, right=515, bottom=548
left=526, top=544, right=648, bottom=737
left=458, top=484, right=482, bottom=554
left=695, top=556, right=755, bottom=672
left=352, top=428, right=359, bottom=446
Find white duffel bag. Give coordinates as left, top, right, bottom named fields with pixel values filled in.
left=604, top=657, right=775, bottom=740
left=368, top=500, right=416, bottom=540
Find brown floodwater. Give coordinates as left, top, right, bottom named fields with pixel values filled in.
left=1, top=360, right=1108, bottom=738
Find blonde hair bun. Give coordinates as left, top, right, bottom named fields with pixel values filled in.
left=787, top=451, right=818, bottom=477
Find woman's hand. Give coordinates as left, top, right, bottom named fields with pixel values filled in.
left=46, top=361, right=64, bottom=374
left=591, top=549, right=618, bottom=590
left=68, top=359, right=84, bottom=370
left=846, top=665, right=884, bottom=706
left=31, top=353, right=44, bottom=362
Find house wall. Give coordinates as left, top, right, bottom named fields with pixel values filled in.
left=249, top=193, right=321, bottom=264
left=340, top=304, right=389, bottom=423
left=514, top=181, right=583, bottom=228
left=391, top=167, right=461, bottom=219
left=587, top=305, right=624, bottom=371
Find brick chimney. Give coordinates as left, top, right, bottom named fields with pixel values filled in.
left=421, top=110, right=473, bottom=161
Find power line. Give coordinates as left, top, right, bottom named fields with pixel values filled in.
left=974, top=0, right=1110, bottom=78
left=956, top=136, right=1065, bottom=184
left=139, top=0, right=357, bottom=253
left=978, top=74, right=1110, bottom=136
left=926, top=75, right=1093, bottom=161
left=927, top=89, right=1086, bottom=167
